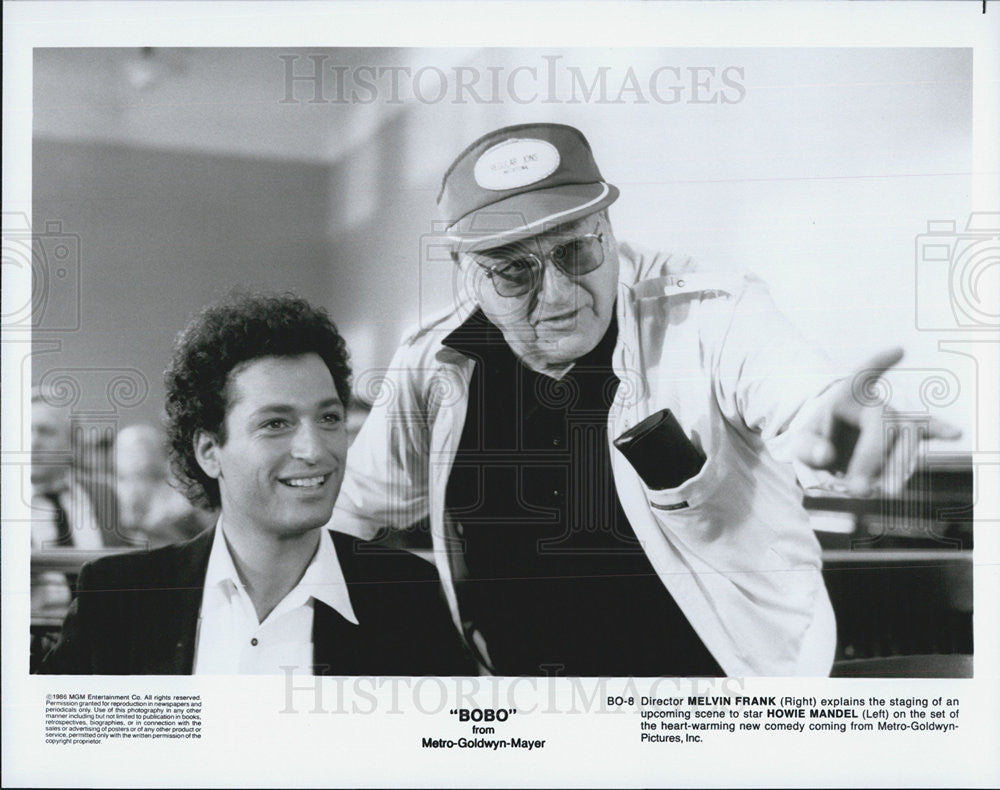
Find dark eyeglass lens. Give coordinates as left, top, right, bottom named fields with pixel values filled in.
left=500, top=259, right=537, bottom=295
left=562, top=236, right=603, bottom=274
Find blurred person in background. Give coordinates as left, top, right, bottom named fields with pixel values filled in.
left=114, top=423, right=212, bottom=548
left=30, top=390, right=127, bottom=630
left=31, top=390, right=124, bottom=550
left=72, top=430, right=115, bottom=492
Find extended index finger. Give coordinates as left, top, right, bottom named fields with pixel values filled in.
left=842, top=346, right=905, bottom=419
left=852, top=346, right=905, bottom=382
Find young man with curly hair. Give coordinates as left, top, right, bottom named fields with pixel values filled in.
left=38, top=293, right=472, bottom=676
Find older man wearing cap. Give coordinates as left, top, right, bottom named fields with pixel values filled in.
left=333, top=123, right=959, bottom=677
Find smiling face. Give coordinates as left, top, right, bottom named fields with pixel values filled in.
left=459, top=212, right=620, bottom=373
left=193, top=353, right=347, bottom=541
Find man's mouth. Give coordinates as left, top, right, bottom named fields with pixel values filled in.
left=278, top=473, right=331, bottom=489
left=535, top=308, right=580, bottom=326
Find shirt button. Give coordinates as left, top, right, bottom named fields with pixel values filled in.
left=552, top=489, right=562, bottom=498
left=677, top=279, right=686, bottom=287
left=250, top=638, right=259, bottom=647
left=552, top=437, right=562, bottom=447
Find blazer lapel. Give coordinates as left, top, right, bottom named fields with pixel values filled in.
left=312, top=531, right=367, bottom=675
left=312, top=600, right=360, bottom=675
left=138, top=528, right=214, bottom=674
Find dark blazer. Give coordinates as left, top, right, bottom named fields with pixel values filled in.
left=37, top=529, right=475, bottom=676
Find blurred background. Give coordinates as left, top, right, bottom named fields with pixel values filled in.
left=25, top=47, right=982, bottom=674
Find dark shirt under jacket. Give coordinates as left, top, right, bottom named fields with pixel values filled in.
left=444, top=308, right=723, bottom=677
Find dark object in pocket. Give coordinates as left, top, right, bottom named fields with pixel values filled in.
left=614, top=409, right=706, bottom=491
left=830, top=415, right=861, bottom=475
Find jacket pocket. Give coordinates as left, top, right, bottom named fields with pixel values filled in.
left=642, top=451, right=726, bottom=512
left=640, top=445, right=780, bottom=575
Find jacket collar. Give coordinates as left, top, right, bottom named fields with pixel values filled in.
left=142, top=527, right=215, bottom=674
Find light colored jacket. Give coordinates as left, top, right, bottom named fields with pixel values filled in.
left=333, top=242, right=840, bottom=676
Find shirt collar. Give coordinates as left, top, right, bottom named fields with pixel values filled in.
left=291, top=526, right=358, bottom=624
left=202, top=516, right=359, bottom=625
left=202, top=516, right=243, bottom=604
left=442, top=307, right=506, bottom=359
left=32, top=475, right=74, bottom=500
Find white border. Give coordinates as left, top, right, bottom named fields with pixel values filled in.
left=3, top=3, right=999, bottom=788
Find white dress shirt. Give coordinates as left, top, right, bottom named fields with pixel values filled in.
left=192, top=519, right=358, bottom=675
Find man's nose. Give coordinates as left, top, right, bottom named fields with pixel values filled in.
left=537, top=259, right=576, bottom=302
left=290, top=423, right=323, bottom=462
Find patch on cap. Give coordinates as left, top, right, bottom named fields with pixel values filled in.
left=473, top=138, right=560, bottom=191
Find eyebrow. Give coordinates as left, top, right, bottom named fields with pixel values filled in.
left=475, top=219, right=596, bottom=260
left=248, top=398, right=343, bottom=418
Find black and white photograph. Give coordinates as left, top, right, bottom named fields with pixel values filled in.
left=3, top=3, right=998, bottom=788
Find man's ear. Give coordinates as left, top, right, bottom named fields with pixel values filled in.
left=193, top=430, right=222, bottom=480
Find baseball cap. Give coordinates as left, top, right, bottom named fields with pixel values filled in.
left=436, top=123, right=620, bottom=253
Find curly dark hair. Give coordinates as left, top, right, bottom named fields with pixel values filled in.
left=164, top=292, right=351, bottom=510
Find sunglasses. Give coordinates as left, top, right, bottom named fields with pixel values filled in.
left=473, top=224, right=605, bottom=298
